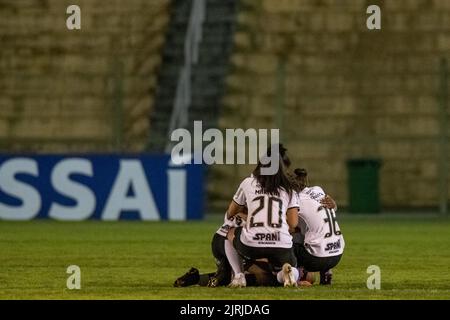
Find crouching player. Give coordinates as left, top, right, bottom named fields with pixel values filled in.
left=226, top=150, right=301, bottom=288
left=173, top=210, right=246, bottom=287
left=293, top=168, right=345, bottom=285
left=174, top=168, right=343, bottom=288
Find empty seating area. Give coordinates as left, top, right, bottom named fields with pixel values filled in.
left=210, top=0, right=450, bottom=209
left=0, top=0, right=170, bottom=152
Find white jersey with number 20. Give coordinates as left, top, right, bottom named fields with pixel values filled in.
left=298, top=186, right=345, bottom=257
left=233, top=176, right=299, bottom=249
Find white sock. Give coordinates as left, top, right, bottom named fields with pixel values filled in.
left=276, top=266, right=300, bottom=284
left=292, top=267, right=299, bottom=281
left=224, top=239, right=243, bottom=276
left=276, top=271, right=284, bottom=283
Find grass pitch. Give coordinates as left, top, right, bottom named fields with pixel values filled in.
left=0, top=214, right=449, bottom=300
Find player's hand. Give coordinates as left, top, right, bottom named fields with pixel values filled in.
left=298, top=280, right=313, bottom=287
left=236, top=212, right=247, bottom=221
left=320, top=195, right=337, bottom=210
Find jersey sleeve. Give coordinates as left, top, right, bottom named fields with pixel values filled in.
left=287, top=191, right=300, bottom=209
left=309, top=186, right=326, bottom=200
left=232, top=180, right=247, bottom=206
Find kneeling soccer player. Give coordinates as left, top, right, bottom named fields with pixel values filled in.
left=293, top=168, right=345, bottom=285
left=226, top=151, right=301, bottom=288
left=174, top=210, right=246, bottom=287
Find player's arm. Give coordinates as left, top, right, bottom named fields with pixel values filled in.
left=286, top=192, right=300, bottom=233
left=238, top=206, right=248, bottom=215
left=226, top=200, right=244, bottom=219
left=286, top=207, right=299, bottom=233
left=320, top=194, right=337, bottom=211
left=228, top=182, right=247, bottom=219
left=236, top=206, right=248, bottom=220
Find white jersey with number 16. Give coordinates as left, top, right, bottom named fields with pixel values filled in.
left=298, top=186, right=345, bottom=257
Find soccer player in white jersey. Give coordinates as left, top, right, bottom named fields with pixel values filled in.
left=226, top=147, right=300, bottom=287
left=174, top=145, right=295, bottom=288
left=293, top=168, right=344, bottom=285
left=174, top=210, right=246, bottom=287
left=207, top=210, right=247, bottom=286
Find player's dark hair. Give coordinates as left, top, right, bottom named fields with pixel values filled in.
left=279, top=143, right=291, bottom=168
left=294, top=168, right=308, bottom=191
left=294, top=168, right=307, bottom=177
left=252, top=144, right=297, bottom=196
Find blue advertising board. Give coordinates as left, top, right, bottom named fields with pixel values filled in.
left=0, top=154, right=204, bottom=221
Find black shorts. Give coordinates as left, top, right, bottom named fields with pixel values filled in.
left=211, top=232, right=226, bottom=263
left=211, top=233, right=232, bottom=285
left=233, top=227, right=297, bottom=272
left=294, top=243, right=342, bottom=272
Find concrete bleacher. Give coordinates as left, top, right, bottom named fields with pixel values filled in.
left=0, top=0, right=170, bottom=152
left=210, top=0, right=450, bottom=210
left=149, top=0, right=237, bottom=151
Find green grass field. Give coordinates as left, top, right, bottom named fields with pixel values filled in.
left=0, top=214, right=449, bottom=300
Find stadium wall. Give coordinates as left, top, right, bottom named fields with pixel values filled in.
left=211, top=0, right=450, bottom=210
left=0, top=1, right=211, bottom=221
left=0, top=0, right=170, bottom=153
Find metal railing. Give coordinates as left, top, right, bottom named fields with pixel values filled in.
left=165, top=0, right=206, bottom=153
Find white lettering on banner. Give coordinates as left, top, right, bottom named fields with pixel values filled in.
left=102, top=160, right=160, bottom=221
left=49, top=159, right=96, bottom=221
left=0, top=158, right=41, bottom=220
left=0, top=157, right=193, bottom=221
left=168, top=168, right=187, bottom=221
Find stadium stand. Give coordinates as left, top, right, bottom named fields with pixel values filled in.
left=0, top=0, right=170, bottom=152
left=1, top=0, right=448, bottom=211
left=210, top=0, right=450, bottom=210
left=149, top=0, right=237, bottom=151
